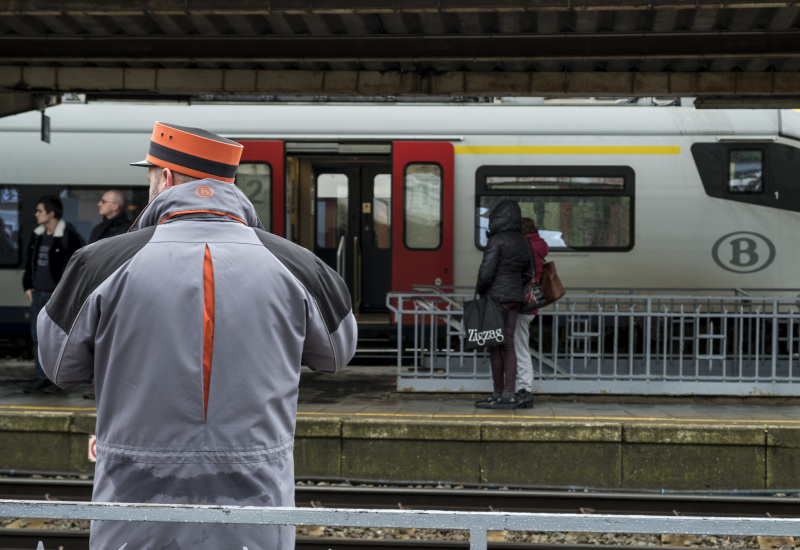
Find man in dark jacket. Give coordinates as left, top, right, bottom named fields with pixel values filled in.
left=22, top=195, right=84, bottom=393
left=88, top=189, right=131, bottom=244
left=84, top=189, right=133, bottom=399
left=475, top=200, right=531, bottom=409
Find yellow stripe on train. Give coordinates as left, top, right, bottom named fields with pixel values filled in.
left=454, top=145, right=681, bottom=155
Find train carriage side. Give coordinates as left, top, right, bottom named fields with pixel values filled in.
left=449, top=107, right=800, bottom=294
left=2, top=102, right=800, bottom=339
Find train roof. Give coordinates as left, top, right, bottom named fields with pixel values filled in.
left=0, top=100, right=794, bottom=140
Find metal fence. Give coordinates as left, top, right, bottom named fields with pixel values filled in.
left=386, top=288, right=800, bottom=395
left=3, top=499, right=800, bottom=550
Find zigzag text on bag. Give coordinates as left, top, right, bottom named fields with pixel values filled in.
left=467, top=328, right=504, bottom=346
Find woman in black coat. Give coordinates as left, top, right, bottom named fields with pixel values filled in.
left=474, top=200, right=531, bottom=409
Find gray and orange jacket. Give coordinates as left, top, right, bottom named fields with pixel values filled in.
left=37, top=179, right=357, bottom=550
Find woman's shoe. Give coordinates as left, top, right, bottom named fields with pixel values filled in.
left=516, top=389, right=534, bottom=409
left=475, top=393, right=501, bottom=408
left=491, top=395, right=519, bottom=410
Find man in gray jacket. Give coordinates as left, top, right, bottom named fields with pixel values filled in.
left=37, top=122, right=358, bottom=549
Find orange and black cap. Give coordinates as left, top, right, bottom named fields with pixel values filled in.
left=130, top=122, right=243, bottom=183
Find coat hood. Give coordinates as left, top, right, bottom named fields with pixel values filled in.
left=130, top=179, right=264, bottom=231
left=488, top=200, right=522, bottom=235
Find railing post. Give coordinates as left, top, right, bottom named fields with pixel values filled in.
left=469, top=527, right=488, bottom=550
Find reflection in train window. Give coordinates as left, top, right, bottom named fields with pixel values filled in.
left=59, top=187, right=148, bottom=244
left=235, top=163, right=272, bottom=231
left=373, top=174, right=391, bottom=249
left=487, top=175, right=624, bottom=191
left=0, top=187, right=20, bottom=267
left=316, top=173, right=348, bottom=249
left=476, top=166, right=634, bottom=252
left=728, top=150, right=763, bottom=194
left=404, top=164, right=442, bottom=250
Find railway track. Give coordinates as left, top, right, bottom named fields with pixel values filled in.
left=0, top=530, right=681, bottom=550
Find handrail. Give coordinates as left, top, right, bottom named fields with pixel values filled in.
left=4, top=500, right=800, bottom=550
left=335, top=235, right=346, bottom=280
left=354, top=236, right=361, bottom=313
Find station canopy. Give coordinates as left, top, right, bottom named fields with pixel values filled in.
left=1, top=0, right=800, bottom=116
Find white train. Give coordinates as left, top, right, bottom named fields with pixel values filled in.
left=1, top=98, right=799, bottom=332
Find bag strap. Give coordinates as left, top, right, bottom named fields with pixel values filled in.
left=526, top=241, right=538, bottom=280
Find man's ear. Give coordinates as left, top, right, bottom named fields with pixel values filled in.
left=162, top=168, right=175, bottom=189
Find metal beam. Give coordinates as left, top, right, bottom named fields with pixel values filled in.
left=1, top=31, right=798, bottom=63
left=0, top=91, right=60, bottom=118
left=2, top=66, right=800, bottom=98
left=0, top=0, right=797, bottom=15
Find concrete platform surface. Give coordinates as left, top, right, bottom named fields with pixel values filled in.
left=2, top=360, right=800, bottom=491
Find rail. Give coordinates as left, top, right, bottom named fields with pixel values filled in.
left=386, top=288, right=800, bottom=395
left=3, top=500, right=800, bottom=550
left=336, top=236, right=346, bottom=280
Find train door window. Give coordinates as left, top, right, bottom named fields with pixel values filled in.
left=59, top=187, right=148, bottom=244
left=235, top=163, right=272, bottom=230
left=475, top=166, right=634, bottom=252
left=0, top=187, right=21, bottom=267
left=373, top=174, right=391, bottom=249
left=728, top=150, right=763, bottom=193
left=316, top=173, right=348, bottom=249
left=404, top=163, right=442, bottom=250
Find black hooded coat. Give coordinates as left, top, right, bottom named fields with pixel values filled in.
left=476, top=200, right=532, bottom=304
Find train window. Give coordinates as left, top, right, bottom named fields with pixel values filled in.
left=476, top=166, right=634, bottom=252
left=58, top=188, right=148, bottom=244
left=373, top=174, right=391, bottom=249
left=404, top=163, right=442, bottom=250
left=235, top=163, right=272, bottom=231
left=0, top=187, right=21, bottom=267
left=728, top=150, right=763, bottom=193
left=316, top=173, right=348, bottom=249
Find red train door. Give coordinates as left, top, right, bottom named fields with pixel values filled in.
left=236, top=141, right=284, bottom=236
left=391, top=142, right=454, bottom=293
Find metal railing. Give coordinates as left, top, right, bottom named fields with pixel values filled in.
left=386, top=287, right=800, bottom=395
left=3, top=499, right=800, bottom=550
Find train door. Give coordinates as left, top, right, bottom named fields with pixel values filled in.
left=313, top=163, right=392, bottom=313
left=391, top=142, right=454, bottom=293
left=237, top=141, right=284, bottom=236
left=237, top=140, right=454, bottom=317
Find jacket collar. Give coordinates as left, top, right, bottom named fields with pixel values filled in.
left=33, top=218, right=66, bottom=238
left=130, top=179, right=264, bottom=232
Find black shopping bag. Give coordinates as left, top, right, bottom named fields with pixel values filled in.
left=462, top=295, right=505, bottom=350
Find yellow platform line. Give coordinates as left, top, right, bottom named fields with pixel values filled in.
left=298, top=411, right=800, bottom=424
left=454, top=145, right=681, bottom=155
left=0, top=405, right=96, bottom=412
left=2, top=406, right=797, bottom=425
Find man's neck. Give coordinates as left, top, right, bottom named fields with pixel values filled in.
left=44, top=218, right=59, bottom=235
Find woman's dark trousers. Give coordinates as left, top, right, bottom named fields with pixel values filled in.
left=489, top=302, right=520, bottom=395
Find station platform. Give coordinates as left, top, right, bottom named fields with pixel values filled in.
left=1, top=359, right=800, bottom=492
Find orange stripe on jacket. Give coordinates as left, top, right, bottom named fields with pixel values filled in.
left=158, top=210, right=247, bottom=226
left=202, top=245, right=215, bottom=421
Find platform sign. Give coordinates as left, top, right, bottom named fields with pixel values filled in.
left=88, top=435, right=97, bottom=462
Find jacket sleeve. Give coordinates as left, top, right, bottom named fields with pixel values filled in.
left=476, top=238, right=500, bottom=296
left=301, top=257, right=358, bottom=373
left=22, top=234, right=34, bottom=291
left=36, top=249, right=97, bottom=387
left=253, top=228, right=357, bottom=372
